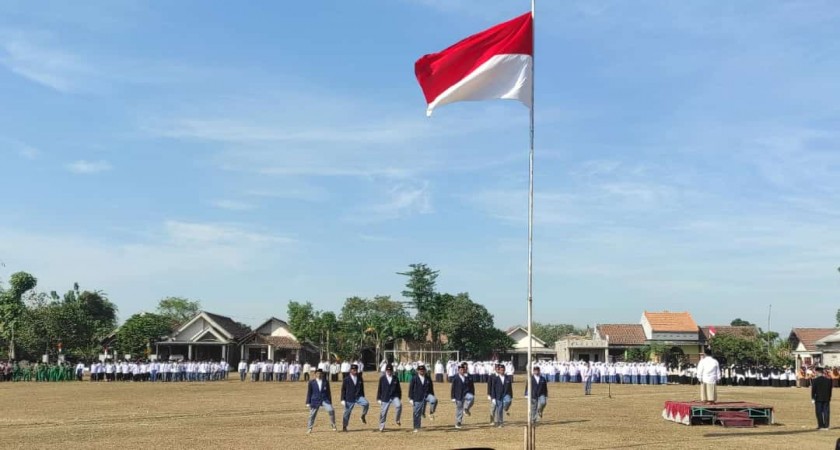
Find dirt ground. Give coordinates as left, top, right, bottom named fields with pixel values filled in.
left=0, top=379, right=835, bottom=449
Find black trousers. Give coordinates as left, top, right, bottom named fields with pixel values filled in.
left=816, top=401, right=831, bottom=429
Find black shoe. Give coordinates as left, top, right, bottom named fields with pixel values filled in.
left=361, top=415, right=367, bottom=424
left=342, top=427, right=347, bottom=432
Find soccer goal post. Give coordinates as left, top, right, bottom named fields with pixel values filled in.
left=382, top=349, right=460, bottom=366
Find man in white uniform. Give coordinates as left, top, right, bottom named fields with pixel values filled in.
left=696, top=348, right=720, bottom=404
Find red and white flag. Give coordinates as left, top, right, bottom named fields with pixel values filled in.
left=709, top=326, right=717, bottom=337
left=415, top=12, right=533, bottom=116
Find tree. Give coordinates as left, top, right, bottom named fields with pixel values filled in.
left=625, top=346, right=650, bottom=362
left=0, top=271, right=37, bottom=359
left=337, top=296, right=414, bottom=365
left=730, top=318, right=754, bottom=326
left=156, top=297, right=201, bottom=327
left=398, top=263, right=445, bottom=346
left=66, top=290, right=118, bottom=358
left=836, top=309, right=840, bottom=327
left=15, top=286, right=118, bottom=360
left=287, top=301, right=322, bottom=344
left=532, top=322, right=583, bottom=347
left=438, top=293, right=512, bottom=359
left=709, top=334, right=767, bottom=366
left=116, top=313, right=172, bottom=357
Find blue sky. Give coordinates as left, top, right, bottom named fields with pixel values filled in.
left=1, top=0, right=839, bottom=334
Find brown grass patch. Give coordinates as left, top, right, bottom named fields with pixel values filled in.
left=0, top=380, right=833, bottom=449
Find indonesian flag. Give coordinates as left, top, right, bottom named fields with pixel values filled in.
left=415, top=12, right=533, bottom=116
left=709, top=326, right=717, bottom=337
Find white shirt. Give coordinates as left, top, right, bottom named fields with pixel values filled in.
left=696, top=356, right=721, bottom=384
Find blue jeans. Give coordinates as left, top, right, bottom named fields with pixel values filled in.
left=342, top=397, right=369, bottom=428
left=379, top=398, right=402, bottom=428
left=411, top=394, right=437, bottom=429
left=492, top=394, right=512, bottom=425
left=816, top=401, right=831, bottom=429
left=584, top=378, right=592, bottom=394
left=530, top=395, right=546, bottom=423
left=308, top=402, right=335, bottom=429
left=454, top=393, right=474, bottom=425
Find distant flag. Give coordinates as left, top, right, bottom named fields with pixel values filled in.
left=709, top=326, right=717, bottom=337
left=414, top=12, right=533, bottom=116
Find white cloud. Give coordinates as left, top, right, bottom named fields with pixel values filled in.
left=0, top=220, right=299, bottom=320
left=245, top=186, right=329, bottom=202
left=0, top=34, right=92, bottom=92
left=1, top=137, right=40, bottom=159
left=18, top=145, right=39, bottom=159
left=354, top=182, right=433, bottom=223
left=403, top=0, right=531, bottom=19
left=0, top=29, right=228, bottom=93
left=358, top=234, right=395, bottom=242
left=164, top=221, right=294, bottom=246
left=209, top=199, right=256, bottom=211
left=66, top=160, right=112, bottom=174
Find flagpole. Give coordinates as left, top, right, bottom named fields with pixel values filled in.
left=526, top=0, right=536, bottom=449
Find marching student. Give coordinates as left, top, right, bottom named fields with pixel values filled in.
left=408, top=364, right=437, bottom=432
left=525, top=365, right=548, bottom=424
left=488, top=363, right=513, bottom=428
left=339, top=364, right=369, bottom=432
left=305, top=368, right=337, bottom=434
left=451, top=362, right=475, bottom=429
left=376, top=364, right=403, bottom=432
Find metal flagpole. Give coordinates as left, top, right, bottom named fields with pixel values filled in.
left=525, top=0, right=536, bottom=449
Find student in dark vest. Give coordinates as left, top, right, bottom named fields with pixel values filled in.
left=812, top=366, right=833, bottom=431
left=305, top=368, right=336, bottom=434
left=408, top=364, right=438, bottom=432
left=376, top=364, right=403, bottom=432
left=488, top=363, right=513, bottom=428
left=450, top=362, right=475, bottom=430
left=339, top=364, right=369, bottom=431
left=524, top=365, right=548, bottom=424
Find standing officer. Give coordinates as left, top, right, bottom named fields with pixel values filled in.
left=812, top=366, right=833, bottom=430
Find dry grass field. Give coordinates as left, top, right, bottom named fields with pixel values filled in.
left=0, top=379, right=836, bottom=449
